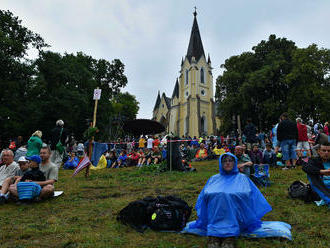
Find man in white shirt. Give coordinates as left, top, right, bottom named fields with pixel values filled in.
left=147, top=136, right=154, bottom=150
left=0, top=149, right=19, bottom=187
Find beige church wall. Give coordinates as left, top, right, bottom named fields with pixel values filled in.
left=169, top=107, right=178, bottom=134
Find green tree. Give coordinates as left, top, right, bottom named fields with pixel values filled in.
left=32, top=51, right=129, bottom=141
left=216, top=35, right=329, bottom=133
left=0, top=9, right=47, bottom=139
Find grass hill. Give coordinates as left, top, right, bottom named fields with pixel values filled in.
left=0, top=160, right=329, bottom=248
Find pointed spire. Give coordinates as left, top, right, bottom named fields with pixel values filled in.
left=181, top=57, right=184, bottom=66
left=172, top=78, right=179, bottom=98
left=153, top=91, right=161, bottom=111
left=186, top=8, right=205, bottom=63
left=208, top=53, right=211, bottom=64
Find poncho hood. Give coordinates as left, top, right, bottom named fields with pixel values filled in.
left=219, top=152, right=239, bottom=175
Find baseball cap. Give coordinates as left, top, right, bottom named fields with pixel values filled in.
left=18, top=156, right=28, bottom=163
left=26, top=155, right=41, bottom=164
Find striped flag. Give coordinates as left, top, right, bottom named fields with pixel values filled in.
left=72, top=156, right=91, bottom=177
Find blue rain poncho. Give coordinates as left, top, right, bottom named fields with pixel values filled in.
left=186, top=153, right=272, bottom=237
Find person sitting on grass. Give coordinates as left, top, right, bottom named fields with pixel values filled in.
left=302, top=137, right=330, bottom=206
left=11, top=146, right=58, bottom=200
left=147, top=146, right=162, bottom=165
left=235, top=146, right=253, bottom=177
left=20, top=155, right=46, bottom=182
left=106, top=150, right=117, bottom=168
left=263, top=143, right=276, bottom=167
left=127, top=150, right=139, bottom=166
left=136, top=149, right=145, bottom=167
left=185, top=153, right=272, bottom=248
left=111, top=150, right=127, bottom=168
left=63, top=151, right=79, bottom=169
left=213, top=144, right=226, bottom=158
left=195, top=143, right=208, bottom=160
left=0, top=156, right=30, bottom=204
left=249, top=144, right=263, bottom=166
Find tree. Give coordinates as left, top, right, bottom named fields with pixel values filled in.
left=32, top=51, right=129, bottom=141
left=216, top=35, right=330, bottom=133
left=0, top=10, right=137, bottom=143
left=0, top=9, right=47, bottom=140
left=105, top=92, right=140, bottom=140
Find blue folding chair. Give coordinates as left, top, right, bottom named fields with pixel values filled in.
left=252, top=164, right=271, bottom=187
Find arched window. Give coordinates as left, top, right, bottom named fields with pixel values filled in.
left=185, top=69, right=189, bottom=85
left=201, top=116, right=207, bottom=134
left=200, top=67, right=205, bottom=83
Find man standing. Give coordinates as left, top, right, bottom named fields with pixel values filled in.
left=8, top=147, right=58, bottom=200
left=0, top=150, right=19, bottom=187
left=243, top=119, right=257, bottom=151
left=277, top=113, right=298, bottom=169
left=50, top=119, right=68, bottom=167
left=296, top=118, right=311, bottom=159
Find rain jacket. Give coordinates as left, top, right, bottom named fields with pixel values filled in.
left=187, top=153, right=272, bottom=237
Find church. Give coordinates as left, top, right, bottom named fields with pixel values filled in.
left=152, top=10, right=218, bottom=137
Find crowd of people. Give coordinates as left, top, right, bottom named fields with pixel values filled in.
left=0, top=116, right=328, bottom=207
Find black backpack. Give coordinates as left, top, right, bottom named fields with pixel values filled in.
left=116, top=196, right=155, bottom=232
left=149, top=195, right=192, bottom=231
left=117, top=195, right=192, bottom=232
left=288, top=181, right=320, bottom=202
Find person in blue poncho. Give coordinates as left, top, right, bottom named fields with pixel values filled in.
left=187, top=152, right=272, bottom=248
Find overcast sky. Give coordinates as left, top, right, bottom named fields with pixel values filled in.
left=2, top=0, right=329, bottom=118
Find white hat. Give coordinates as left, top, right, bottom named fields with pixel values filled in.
left=18, top=156, right=28, bottom=163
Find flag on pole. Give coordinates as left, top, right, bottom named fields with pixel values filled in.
left=72, top=156, right=91, bottom=177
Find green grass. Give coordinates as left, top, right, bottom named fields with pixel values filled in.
left=0, top=160, right=329, bottom=248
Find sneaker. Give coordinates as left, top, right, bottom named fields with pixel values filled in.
left=282, top=167, right=289, bottom=170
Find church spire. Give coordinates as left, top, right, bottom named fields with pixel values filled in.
left=186, top=8, right=205, bottom=63
left=153, top=91, right=161, bottom=111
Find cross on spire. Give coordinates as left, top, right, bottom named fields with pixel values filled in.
left=193, top=6, right=197, bottom=17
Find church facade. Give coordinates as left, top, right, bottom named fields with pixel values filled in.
left=152, top=11, right=217, bottom=137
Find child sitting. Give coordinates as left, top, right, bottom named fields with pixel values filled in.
left=16, top=155, right=46, bottom=203
left=63, top=152, right=79, bottom=169
left=263, top=143, right=276, bottom=167
left=20, top=155, right=46, bottom=182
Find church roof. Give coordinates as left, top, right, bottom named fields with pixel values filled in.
left=162, top=93, right=171, bottom=109
left=153, top=91, right=161, bottom=111
left=172, top=78, right=179, bottom=98
left=186, top=11, right=205, bottom=63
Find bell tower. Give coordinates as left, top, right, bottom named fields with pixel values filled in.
left=173, top=9, right=215, bottom=137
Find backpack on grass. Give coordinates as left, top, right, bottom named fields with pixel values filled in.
left=117, top=195, right=192, bottom=232
left=288, top=180, right=320, bottom=203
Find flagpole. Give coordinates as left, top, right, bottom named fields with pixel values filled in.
left=85, top=87, right=100, bottom=178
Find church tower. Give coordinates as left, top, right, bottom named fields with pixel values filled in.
left=169, top=10, right=216, bottom=137
left=153, top=10, right=217, bottom=137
